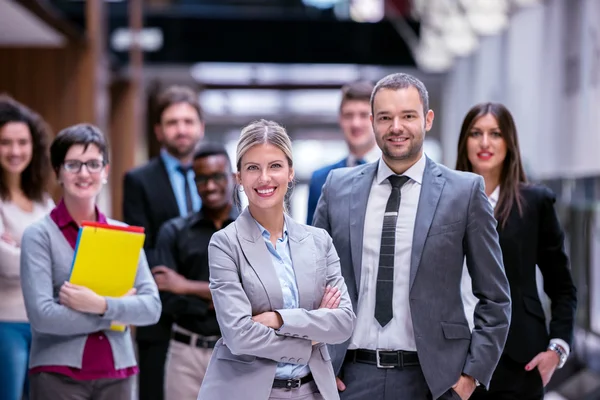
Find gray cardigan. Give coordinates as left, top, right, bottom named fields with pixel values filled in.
left=20, top=215, right=162, bottom=370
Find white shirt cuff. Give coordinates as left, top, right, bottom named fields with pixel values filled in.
left=550, top=338, right=570, bottom=358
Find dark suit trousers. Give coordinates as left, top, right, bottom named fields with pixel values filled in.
left=30, top=372, right=134, bottom=400
left=339, top=360, right=461, bottom=400
left=470, top=355, right=544, bottom=400
left=136, top=338, right=170, bottom=400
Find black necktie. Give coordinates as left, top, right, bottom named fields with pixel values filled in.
left=375, top=175, right=409, bottom=327
left=177, top=165, right=194, bottom=215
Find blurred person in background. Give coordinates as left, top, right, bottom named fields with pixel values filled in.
left=21, top=124, right=161, bottom=400
left=122, top=85, right=204, bottom=400
left=0, top=95, right=54, bottom=400
left=456, top=102, right=577, bottom=400
left=306, top=81, right=379, bottom=225
left=154, top=143, right=238, bottom=400
left=198, top=120, right=355, bottom=400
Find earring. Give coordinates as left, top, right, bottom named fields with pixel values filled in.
left=238, top=185, right=244, bottom=193
left=102, top=178, right=108, bottom=184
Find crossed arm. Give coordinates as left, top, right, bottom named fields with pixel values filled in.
left=208, top=231, right=355, bottom=363
left=21, top=225, right=161, bottom=336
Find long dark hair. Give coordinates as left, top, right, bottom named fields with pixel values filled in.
left=0, top=94, right=52, bottom=202
left=455, top=102, right=527, bottom=228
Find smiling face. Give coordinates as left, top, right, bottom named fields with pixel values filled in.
left=59, top=144, right=108, bottom=202
left=0, top=122, right=33, bottom=177
left=237, top=143, right=293, bottom=213
left=371, top=87, right=434, bottom=168
left=193, top=154, right=234, bottom=211
left=466, top=113, right=507, bottom=177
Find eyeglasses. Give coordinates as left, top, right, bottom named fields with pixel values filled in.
left=194, top=173, right=228, bottom=186
left=63, top=159, right=105, bottom=174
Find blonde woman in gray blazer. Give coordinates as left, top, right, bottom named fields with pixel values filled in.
left=198, top=120, right=355, bottom=400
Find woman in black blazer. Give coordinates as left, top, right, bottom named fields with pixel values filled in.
left=455, top=103, right=577, bottom=400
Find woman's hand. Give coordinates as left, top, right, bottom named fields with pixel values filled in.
left=525, top=350, right=560, bottom=386
left=59, top=282, right=107, bottom=314
left=252, top=311, right=283, bottom=330
left=1, top=232, right=18, bottom=246
left=319, top=285, right=341, bottom=309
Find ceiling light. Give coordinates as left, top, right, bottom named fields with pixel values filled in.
left=442, top=11, right=479, bottom=56
left=349, top=0, right=385, bottom=23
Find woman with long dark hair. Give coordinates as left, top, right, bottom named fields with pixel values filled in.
left=0, top=95, right=54, bottom=400
left=456, top=102, right=577, bottom=400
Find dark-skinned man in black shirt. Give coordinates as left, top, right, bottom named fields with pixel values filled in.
left=152, top=143, right=237, bottom=400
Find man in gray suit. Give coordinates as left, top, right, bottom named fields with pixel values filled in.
left=312, top=73, right=511, bottom=400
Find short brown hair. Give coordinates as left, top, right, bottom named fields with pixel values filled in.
left=340, top=81, right=374, bottom=111
left=155, top=85, right=203, bottom=124
left=50, top=123, right=109, bottom=176
left=371, top=73, right=429, bottom=117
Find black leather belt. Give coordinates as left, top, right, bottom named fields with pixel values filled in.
left=272, top=373, right=314, bottom=389
left=345, top=349, right=420, bottom=368
left=171, top=331, right=219, bottom=349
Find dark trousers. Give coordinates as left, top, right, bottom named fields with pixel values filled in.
left=339, top=360, right=460, bottom=400
left=470, top=355, right=544, bottom=400
left=137, top=339, right=170, bottom=400
left=29, top=372, right=134, bottom=400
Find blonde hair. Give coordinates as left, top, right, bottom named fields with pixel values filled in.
left=234, top=119, right=294, bottom=211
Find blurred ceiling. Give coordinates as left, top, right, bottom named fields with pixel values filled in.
left=0, top=0, right=81, bottom=46
left=48, top=0, right=419, bottom=67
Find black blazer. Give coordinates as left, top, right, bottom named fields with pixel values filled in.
left=499, top=184, right=577, bottom=363
left=123, top=157, right=180, bottom=342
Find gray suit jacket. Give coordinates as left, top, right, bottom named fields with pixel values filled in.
left=198, top=208, right=355, bottom=400
left=313, top=157, right=511, bottom=399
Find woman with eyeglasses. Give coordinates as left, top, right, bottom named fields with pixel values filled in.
left=20, top=124, right=161, bottom=400
left=0, top=95, right=55, bottom=400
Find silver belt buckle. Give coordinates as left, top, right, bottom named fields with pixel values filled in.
left=376, top=349, right=395, bottom=369
left=285, top=378, right=302, bottom=389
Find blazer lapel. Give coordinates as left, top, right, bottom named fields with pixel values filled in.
left=235, top=208, right=284, bottom=310
left=349, top=163, right=378, bottom=292
left=286, top=215, right=314, bottom=310
left=156, top=158, right=180, bottom=216
left=410, top=158, right=445, bottom=291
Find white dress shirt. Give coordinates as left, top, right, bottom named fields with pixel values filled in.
left=460, top=185, right=571, bottom=357
left=349, top=153, right=426, bottom=351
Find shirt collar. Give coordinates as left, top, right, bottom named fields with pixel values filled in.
left=190, top=205, right=239, bottom=227
left=347, top=145, right=381, bottom=167
left=489, top=185, right=500, bottom=208
left=254, top=219, right=288, bottom=242
left=376, top=152, right=427, bottom=185
left=52, top=198, right=107, bottom=228
left=160, top=148, right=190, bottom=173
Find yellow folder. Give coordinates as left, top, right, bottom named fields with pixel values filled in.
left=69, top=221, right=146, bottom=331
